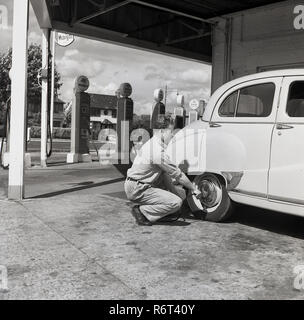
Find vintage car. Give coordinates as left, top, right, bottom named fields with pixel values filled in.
left=167, top=69, right=304, bottom=222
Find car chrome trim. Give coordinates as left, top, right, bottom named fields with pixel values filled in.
left=230, top=189, right=267, bottom=198
left=274, top=122, right=304, bottom=125
left=210, top=121, right=276, bottom=124
left=269, top=195, right=304, bottom=206
left=230, top=190, right=304, bottom=207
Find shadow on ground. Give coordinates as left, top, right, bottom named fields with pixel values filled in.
left=231, top=204, right=304, bottom=240
left=180, top=202, right=304, bottom=240
left=30, top=177, right=126, bottom=199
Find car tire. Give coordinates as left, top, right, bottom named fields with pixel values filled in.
left=187, top=173, right=234, bottom=222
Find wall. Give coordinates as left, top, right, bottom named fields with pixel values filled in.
left=211, top=0, right=304, bottom=92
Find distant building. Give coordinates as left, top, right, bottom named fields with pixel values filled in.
left=89, top=93, right=118, bottom=140
left=53, top=97, right=66, bottom=127
left=27, top=96, right=65, bottom=127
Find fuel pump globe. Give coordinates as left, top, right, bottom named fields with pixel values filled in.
left=119, top=83, right=132, bottom=98
left=154, top=88, right=164, bottom=102
left=189, top=99, right=200, bottom=110
left=75, top=75, right=90, bottom=93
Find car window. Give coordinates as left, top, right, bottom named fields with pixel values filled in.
left=286, top=81, right=304, bottom=117
left=218, top=83, right=275, bottom=118
left=218, top=91, right=238, bottom=117
left=236, top=83, right=275, bottom=117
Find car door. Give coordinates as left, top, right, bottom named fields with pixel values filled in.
left=209, top=77, right=282, bottom=196
left=268, top=77, right=304, bottom=205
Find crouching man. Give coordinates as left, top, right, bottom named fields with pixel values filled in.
left=124, top=116, right=198, bottom=226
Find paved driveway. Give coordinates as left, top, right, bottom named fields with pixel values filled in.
left=0, top=160, right=304, bottom=299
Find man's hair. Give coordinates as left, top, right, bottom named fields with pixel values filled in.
left=154, top=115, right=175, bottom=130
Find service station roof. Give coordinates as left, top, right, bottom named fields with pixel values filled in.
left=31, top=0, right=285, bottom=63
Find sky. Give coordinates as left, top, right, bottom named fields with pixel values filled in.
left=0, top=0, right=211, bottom=115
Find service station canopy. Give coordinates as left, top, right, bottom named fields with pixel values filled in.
left=31, top=0, right=284, bottom=63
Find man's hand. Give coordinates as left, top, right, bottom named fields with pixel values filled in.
left=190, top=187, right=202, bottom=199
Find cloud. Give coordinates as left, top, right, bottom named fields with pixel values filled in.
left=89, top=81, right=118, bottom=95
left=0, top=1, right=40, bottom=52
left=28, top=31, right=41, bottom=45
left=56, top=53, right=106, bottom=79
left=145, top=65, right=158, bottom=73
left=179, top=69, right=210, bottom=83
left=65, top=49, right=79, bottom=57
left=140, top=62, right=211, bottom=112
left=144, top=70, right=167, bottom=81
left=134, top=101, right=153, bottom=115
left=0, top=29, right=12, bottom=52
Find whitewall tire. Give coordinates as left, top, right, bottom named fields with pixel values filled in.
left=187, top=173, right=234, bottom=222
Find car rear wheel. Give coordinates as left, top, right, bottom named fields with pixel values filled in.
left=187, top=173, right=234, bottom=222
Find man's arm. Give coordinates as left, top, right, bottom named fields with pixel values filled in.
left=157, top=152, right=196, bottom=191
left=178, top=172, right=196, bottom=192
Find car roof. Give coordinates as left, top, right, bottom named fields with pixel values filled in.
left=203, top=69, right=304, bottom=121
left=229, top=69, right=304, bottom=83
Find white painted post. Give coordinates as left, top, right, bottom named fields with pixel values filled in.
left=50, top=31, right=56, bottom=134
left=41, top=28, right=49, bottom=168
left=8, top=0, right=29, bottom=200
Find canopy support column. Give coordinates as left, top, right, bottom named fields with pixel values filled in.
left=8, top=0, right=30, bottom=200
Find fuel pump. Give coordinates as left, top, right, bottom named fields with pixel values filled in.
left=150, top=88, right=165, bottom=129
left=67, top=75, right=91, bottom=163
left=174, top=94, right=186, bottom=129
left=188, top=99, right=200, bottom=124
left=116, top=83, right=133, bottom=164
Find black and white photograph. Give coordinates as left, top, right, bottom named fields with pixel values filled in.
left=1, top=0, right=304, bottom=306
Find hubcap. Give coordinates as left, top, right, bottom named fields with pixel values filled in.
left=197, top=177, right=222, bottom=209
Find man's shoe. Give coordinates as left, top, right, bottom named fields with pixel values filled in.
left=131, top=206, right=152, bottom=226
left=158, top=209, right=185, bottom=223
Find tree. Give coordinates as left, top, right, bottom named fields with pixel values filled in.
left=0, top=48, right=11, bottom=104
left=0, top=44, right=62, bottom=124
left=27, top=44, right=62, bottom=98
